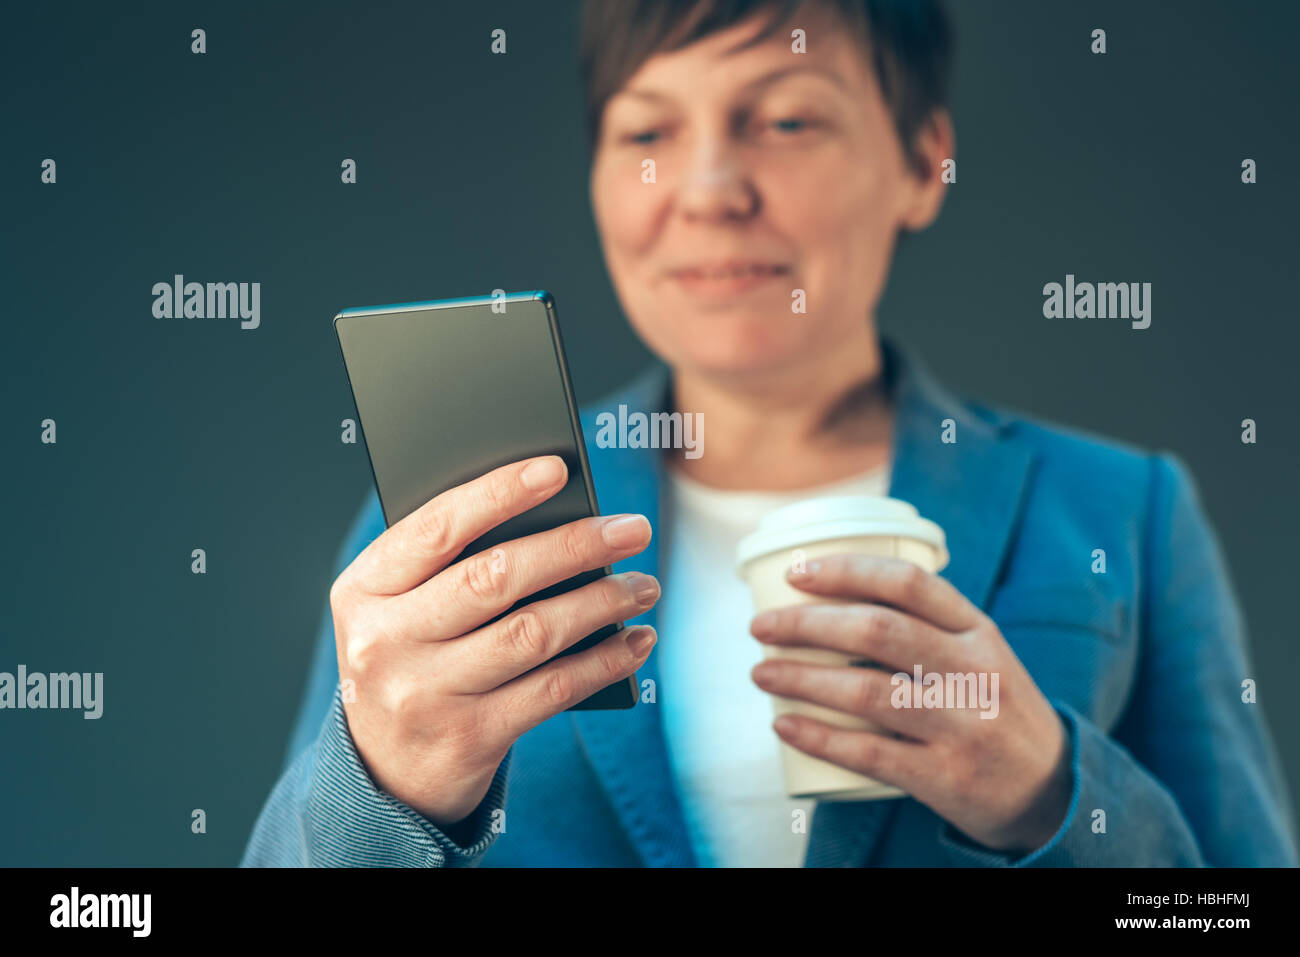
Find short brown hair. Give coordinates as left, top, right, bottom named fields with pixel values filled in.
left=579, top=0, right=953, bottom=175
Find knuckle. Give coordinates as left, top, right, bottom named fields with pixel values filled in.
left=606, top=575, right=633, bottom=609
left=483, top=469, right=515, bottom=515
left=506, top=609, right=548, bottom=660
left=384, top=676, right=422, bottom=725
left=543, top=667, right=576, bottom=710
left=802, top=717, right=832, bottom=753
left=341, top=604, right=400, bottom=678
left=855, top=606, right=886, bottom=642
left=829, top=554, right=856, bottom=580
left=412, top=505, right=455, bottom=556
left=853, top=673, right=886, bottom=715
left=558, top=521, right=593, bottom=567
left=852, top=734, right=882, bottom=773
left=616, top=637, right=642, bottom=673
left=461, top=554, right=501, bottom=602
left=343, top=630, right=379, bottom=677
left=896, top=562, right=927, bottom=601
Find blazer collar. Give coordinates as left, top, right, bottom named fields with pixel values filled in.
left=571, top=336, right=1035, bottom=867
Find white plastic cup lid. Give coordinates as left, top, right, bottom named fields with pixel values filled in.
left=734, top=495, right=948, bottom=574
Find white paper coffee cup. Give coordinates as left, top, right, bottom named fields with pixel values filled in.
left=736, top=496, right=949, bottom=801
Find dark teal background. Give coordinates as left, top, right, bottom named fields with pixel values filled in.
left=2, top=0, right=1296, bottom=865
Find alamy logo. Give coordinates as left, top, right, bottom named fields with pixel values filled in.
left=1042, top=273, right=1151, bottom=329
left=152, top=274, right=260, bottom=329
left=50, top=887, right=150, bottom=937
left=0, top=666, right=103, bottom=718
left=891, top=666, right=999, bottom=719
left=594, top=404, right=704, bottom=459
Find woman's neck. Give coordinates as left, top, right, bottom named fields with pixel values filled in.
left=663, top=329, right=894, bottom=491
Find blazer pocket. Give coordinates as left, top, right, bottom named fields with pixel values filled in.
left=989, top=581, right=1130, bottom=643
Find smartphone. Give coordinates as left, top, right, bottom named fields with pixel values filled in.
left=333, top=290, right=637, bottom=710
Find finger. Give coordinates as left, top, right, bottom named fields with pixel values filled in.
left=410, top=511, right=652, bottom=640
left=772, top=712, right=927, bottom=793
left=785, top=554, right=977, bottom=632
left=750, top=602, right=954, bottom=673
left=446, top=571, right=660, bottom=693
left=348, top=455, right=570, bottom=596
left=489, top=625, right=656, bottom=737
left=751, top=660, right=949, bottom=740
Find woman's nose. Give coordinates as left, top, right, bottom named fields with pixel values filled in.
left=676, top=144, right=758, bottom=221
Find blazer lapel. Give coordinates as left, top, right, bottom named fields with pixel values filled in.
left=570, top=338, right=1036, bottom=867
left=883, top=336, right=1036, bottom=614
left=805, top=337, right=1037, bottom=866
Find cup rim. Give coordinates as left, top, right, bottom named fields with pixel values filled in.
left=735, top=522, right=949, bottom=574
left=735, top=496, right=949, bottom=573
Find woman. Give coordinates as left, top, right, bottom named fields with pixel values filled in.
left=242, top=0, right=1297, bottom=867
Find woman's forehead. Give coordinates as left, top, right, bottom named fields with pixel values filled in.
left=612, top=13, right=872, bottom=104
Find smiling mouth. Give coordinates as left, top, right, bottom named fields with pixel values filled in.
left=670, top=262, right=790, bottom=280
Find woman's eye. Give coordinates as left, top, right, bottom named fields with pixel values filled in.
left=623, top=129, right=663, bottom=145
left=767, top=116, right=817, bottom=135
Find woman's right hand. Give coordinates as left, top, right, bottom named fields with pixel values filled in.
left=328, top=454, right=659, bottom=830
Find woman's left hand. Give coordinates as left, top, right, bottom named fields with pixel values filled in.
left=749, top=553, right=1073, bottom=856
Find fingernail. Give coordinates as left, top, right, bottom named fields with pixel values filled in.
left=623, top=572, right=660, bottom=605
left=521, top=457, right=565, bottom=491
left=602, top=514, right=650, bottom=548
left=626, top=626, right=657, bottom=657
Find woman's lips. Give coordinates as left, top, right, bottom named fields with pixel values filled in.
left=667, top=261, right=791, bottom=299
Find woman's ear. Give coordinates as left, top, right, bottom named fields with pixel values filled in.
left=899, top=108, right=955, bottom=232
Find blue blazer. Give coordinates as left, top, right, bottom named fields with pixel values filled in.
left=242, top=337, right=1298, bottom=867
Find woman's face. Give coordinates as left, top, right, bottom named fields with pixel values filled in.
left=590, top=9, right=948, bottom=380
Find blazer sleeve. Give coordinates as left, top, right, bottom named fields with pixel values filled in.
left=240, top=492, right=511, bottom=867
left=938, top=451, right=1299, bottom=867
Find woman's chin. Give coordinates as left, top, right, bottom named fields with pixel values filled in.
left=670, top=339, right=813, bottom=381
left=631, top=311, right=835, bottom=380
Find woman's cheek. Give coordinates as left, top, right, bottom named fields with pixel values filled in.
left=771, top=170, right=895, bottom=324
left=760, top=144, right=873, bottom=233
left=594, top=150, right=672, bottom=233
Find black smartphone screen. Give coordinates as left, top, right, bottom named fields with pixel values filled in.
left=333, top=290, right=636, bottom=709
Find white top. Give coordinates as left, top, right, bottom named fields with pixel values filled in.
left=656, top=460, right=891, bottom=867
